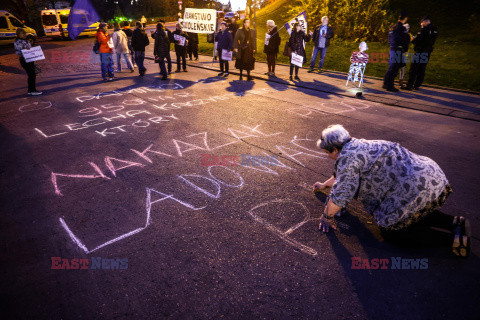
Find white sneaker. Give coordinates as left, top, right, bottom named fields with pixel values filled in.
left=28, top=91, right=43, bottom=96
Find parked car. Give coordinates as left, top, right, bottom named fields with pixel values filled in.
left=0, top=10, right=37, bottom=45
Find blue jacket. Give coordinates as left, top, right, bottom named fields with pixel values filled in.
left=216, top=29, right=233, bottom=51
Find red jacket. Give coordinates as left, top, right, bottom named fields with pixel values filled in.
left=95, top=30, right=112, bottom=53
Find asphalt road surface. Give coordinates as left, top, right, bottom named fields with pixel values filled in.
left=1, top=38, right=480, bottom=319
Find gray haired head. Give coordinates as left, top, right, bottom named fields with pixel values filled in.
left=316, top=124, right=352, bottom=152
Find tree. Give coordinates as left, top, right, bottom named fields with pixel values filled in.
left=289, top=0, right=393, bottom=41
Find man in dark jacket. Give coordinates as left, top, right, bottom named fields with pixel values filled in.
left=383, top=12, right=410, bottom=92
left=151, top=20, right=173, bottom=74
left=216, top=21, right=233, bottom=77
left=131, top=21, right=150, bottom=76
left=186, top=32, right=199, bottom=60
left=172, top=23, right=188, bottom=72
left=404, top=16, right=438, bottom=90
left=309, top=16, right=334, bottom=73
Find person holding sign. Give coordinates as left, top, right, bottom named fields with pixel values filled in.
left=287, top=22, right=311, bottom=81
left=263, top=20, right=281, bottom=77
left=14, top=28, right=42, bottom=95
left=95, top=23, right=115, bottom=81
left=173, top=23, right=189, bottom=72
left=309, top=16, right=334, bottom=73
left=216, top=21, right=233, bottom=77
left=233, top=18, right=256, bottom=81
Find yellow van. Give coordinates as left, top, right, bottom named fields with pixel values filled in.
left=41, top=8, right=99, bottom=39
left=0, top=10, right=37, bottom=45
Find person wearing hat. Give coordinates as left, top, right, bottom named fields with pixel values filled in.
left=383, top=12, right=410, bottom=92
left=263, top=20, right=281, bottom=76
left=172, top=22, right=189, bottom=72
left=14, top=28, right=42, bottom=95
left=216, top=21, right=233, bottom=77
left=404, top=16, right=438, bottom=90
left=95, top=22, right=114, bottom=81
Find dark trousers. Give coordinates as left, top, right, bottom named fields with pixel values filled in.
left=218, top=50, right=229, bottom=73
left=134, top=51, right=146, bottom=74
left=19, top=57, right=36, bottom=92
left=166, top=52, right=172, bottom=73
left=176, top=51, right=186, bottom=70
left=380, top=210, right=454, bottom=247
left=407, top=52, right=430, bottom=89
left=266, top=53, right=276, bottom=73
left=290, top=64, right=300, bottom=76
left=157, top=57, right=167, bottom=77
left=188, top=44, right=198, bottom=59
left=383, top=49, right=403, bottom=89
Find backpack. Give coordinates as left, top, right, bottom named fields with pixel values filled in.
left=93, top=40, right=100, bottom=54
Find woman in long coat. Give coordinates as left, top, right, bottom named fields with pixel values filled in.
left=233, top=18, right=256, bottom=81
left=153, top=23, right=170, bottom=80
left=288, top=22, right=311, bottom=81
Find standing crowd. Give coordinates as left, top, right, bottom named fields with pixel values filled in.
left=14, top=12, right=438, bottom=94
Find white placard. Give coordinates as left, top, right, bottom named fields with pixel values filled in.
left=291, top=52, right=304, bottom=67
left=265, top=33, right=271, bottom=46
left=221, top=49, right=232, bottom=61
left=174, top=34, right=186, bottom=46
left=21, top=46, right=45, bottom=63
left=182, top=8, right=217, bottom=34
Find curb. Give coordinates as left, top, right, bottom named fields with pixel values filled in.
left=145, top=54, right=480, bottom=123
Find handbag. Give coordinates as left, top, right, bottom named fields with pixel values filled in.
left=283, top=41, right=292, bottom=57
left=93, top=40, right=100, bottom=54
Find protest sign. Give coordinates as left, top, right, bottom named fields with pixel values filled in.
left=182, top=8, right=217, bottom=33
left=221, top=49, right=232, bottom=61
left=174, top=34, right=186, bottom=46
left=265, top=33, right=271, bottom=46
left=21, top=46, right=45, bottom=63
left=291, top=52, right=304, bottom=67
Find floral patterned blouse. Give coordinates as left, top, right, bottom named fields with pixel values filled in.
left=14, top=38, right=31, bottom=57
left=330, top=138, right=449, bottom=228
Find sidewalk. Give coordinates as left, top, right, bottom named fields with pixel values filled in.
left=145, top=50, right=480, bottom=122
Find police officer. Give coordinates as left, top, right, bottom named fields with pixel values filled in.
left=383, top=12, right=410, bottom=92
left=404, top=16, right=438, bottom=90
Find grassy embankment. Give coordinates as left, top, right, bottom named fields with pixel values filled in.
left=195, top=0, right=479, bottom=92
